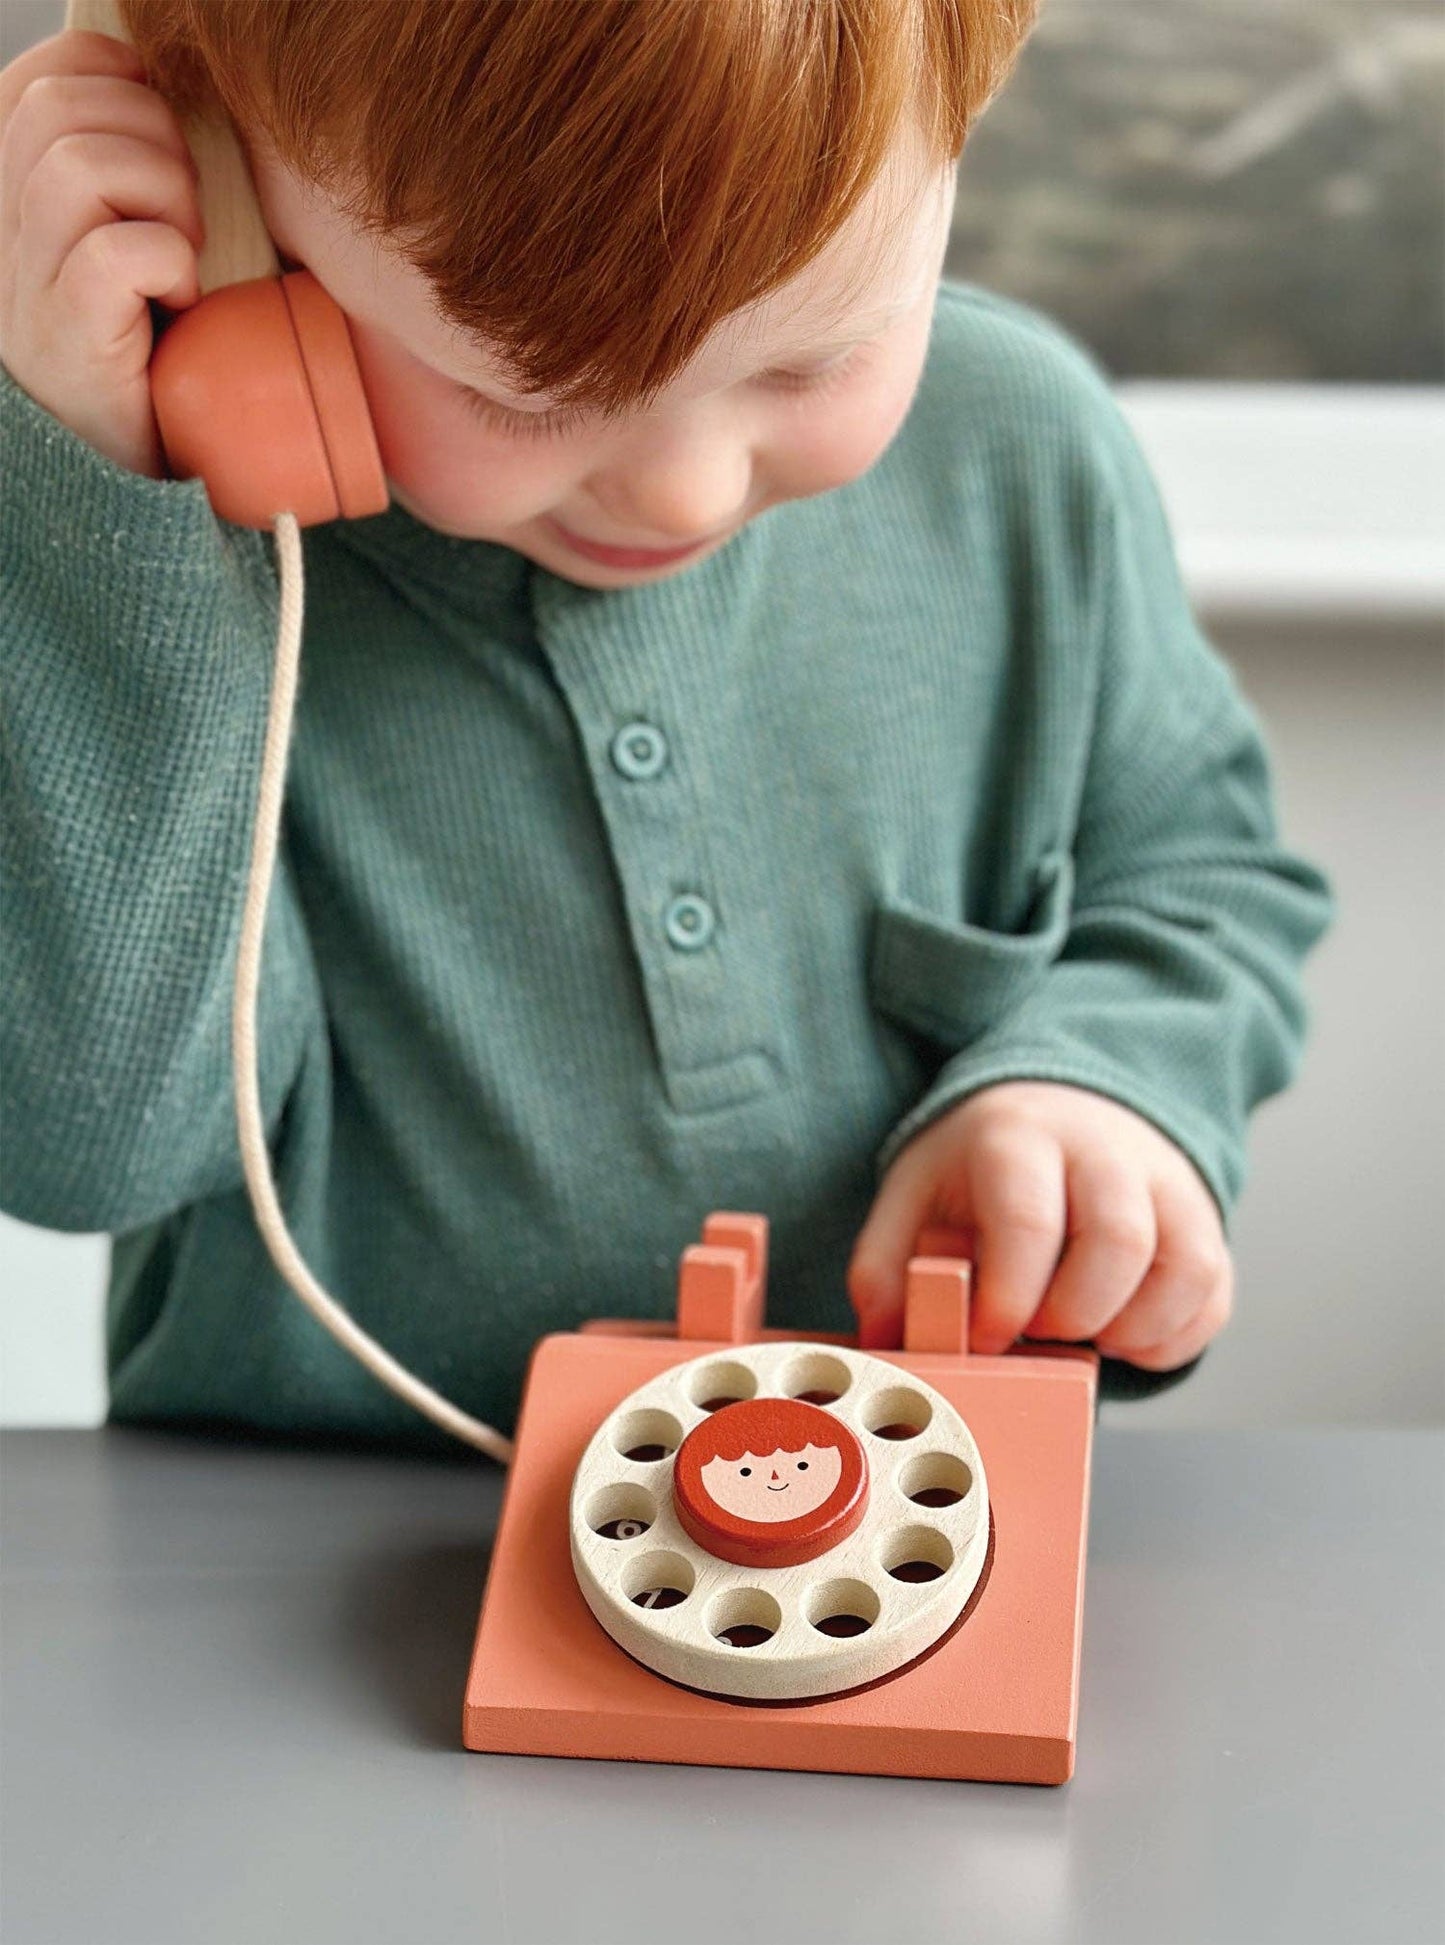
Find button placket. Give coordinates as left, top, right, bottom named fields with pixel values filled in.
left=529, top=575, right=780, bottom=1112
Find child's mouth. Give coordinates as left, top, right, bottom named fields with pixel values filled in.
left=546, top=518, right=713, bottom=569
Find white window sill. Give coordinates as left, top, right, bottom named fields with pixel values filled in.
left=1117, top=385, right=1445, bottom=622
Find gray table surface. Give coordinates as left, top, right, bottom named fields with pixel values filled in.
left=1, top=1426, right=1441, bottom=1945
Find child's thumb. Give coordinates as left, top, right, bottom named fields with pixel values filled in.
left=847, top=1157, right=937, bottom=1350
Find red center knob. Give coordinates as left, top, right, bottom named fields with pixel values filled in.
left=672, top=1397, right=868, bottom=1569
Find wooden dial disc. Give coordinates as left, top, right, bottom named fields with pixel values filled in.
left=570, top=1342, right=989, bottom=1702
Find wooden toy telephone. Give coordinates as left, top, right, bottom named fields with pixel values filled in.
left=465, top=1213, right=1097, bottom=1784
left=73, top=5, right=1100, bottom=1784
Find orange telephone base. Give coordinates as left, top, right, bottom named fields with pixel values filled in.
left=462, top=1214, right=1097, bottom=1784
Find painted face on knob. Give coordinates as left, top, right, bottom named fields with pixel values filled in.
left=673, top=1397, right=868, bottom=1568
left=700, top=1441, right=842, bottom=1522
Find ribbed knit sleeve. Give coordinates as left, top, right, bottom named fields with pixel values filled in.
left=875, top=368, right=1333, bottom=1217
left=1, top=361, right=323, bottom=1231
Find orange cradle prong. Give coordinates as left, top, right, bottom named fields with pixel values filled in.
left=903, top=1257, right=972, bottom=1356
left=701, top=1212, right=769, bottom=1288
left=677, top=1245, right=758, bottom=1342
left=677, top=1212, right=768, bottom=1341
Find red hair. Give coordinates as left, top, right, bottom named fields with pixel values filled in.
left=686, top=1396, right=849, bottom=1467
left=119, top=0, right=1035, bottom=411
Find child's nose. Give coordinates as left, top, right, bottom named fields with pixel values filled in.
left=596, top=423, right=751, bottom=544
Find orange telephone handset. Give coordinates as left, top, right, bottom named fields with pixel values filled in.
left=150, top=269, right=387, bottom=529
left=65, top=0, right=386, bottom=529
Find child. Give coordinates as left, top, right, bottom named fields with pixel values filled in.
left=0, top=1, right=1332, bottom=1448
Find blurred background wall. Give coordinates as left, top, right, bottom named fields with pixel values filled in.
left=949, top=0, right=1443, bottom=384
left=3, top=0, right=1442, bottom=1429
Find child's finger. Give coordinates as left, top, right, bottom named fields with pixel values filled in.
left=53, top=216, right=201, bottom=328
left=21, top=130, right=203, bottom=288
left=1103, top=1273, right=1233, bottom=1372
left=1027, top=1151, right=1156, bottom=1343
left=0, top=29, right=146, bottom=130
left=846, top=1139, right=941, bottom=1348
left=967, top=1128, right=1066, bottom=1355
left=1094, top=1175, right=1231, bottom=1361
left=1, top=71, right=195, bottom=260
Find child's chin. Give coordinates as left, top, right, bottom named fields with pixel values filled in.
left=541, top=553, right=713, bottom=588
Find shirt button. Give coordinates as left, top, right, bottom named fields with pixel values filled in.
left=611, top=720, right=669, bottom=781
left=663, top=894, right=715, bottom=952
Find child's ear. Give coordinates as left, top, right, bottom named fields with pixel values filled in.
left=65, top=0, right=280, bottom=291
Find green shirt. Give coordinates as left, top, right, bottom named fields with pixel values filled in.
left=1, top=282, right=1332, bottom=1445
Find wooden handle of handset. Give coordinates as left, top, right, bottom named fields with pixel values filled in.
left=64, top=0, right=280, bottom=290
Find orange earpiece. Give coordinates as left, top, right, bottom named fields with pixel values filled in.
left=149, top=270, right=388, bottom=530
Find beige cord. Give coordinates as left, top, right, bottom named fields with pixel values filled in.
left=64, top=7, right=510, bottom=1454
left=231, top=512, right=514, bottom=1464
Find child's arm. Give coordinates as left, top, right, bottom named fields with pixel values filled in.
left=1, top=32, right=321, bottom=1232
left=850, top=353, right=1333, bottom=1363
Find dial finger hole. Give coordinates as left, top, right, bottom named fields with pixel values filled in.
left=897, top=1452, right=973, bottom=1508
left=881, top=1524, right=954, bottom=1584
left=685, top=1359, right=758, bottom=1413
left=804, top=1578, right=881, bottom=1639
left=863, top=1386, right=933, bottom=1441
left=705, top=1587, right=782, bottom=1649
left=612, top=1408, right=684, bottom=1463
left=584, top=1482, right=657, bottom=1541
left=777, top=1350, right=852, bottom=1407
left=622, top=1550, right=695, bottom=1612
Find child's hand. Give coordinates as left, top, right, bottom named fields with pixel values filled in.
left=848, top=1081, right=1233, bottom=1370
left=0, top=29, right=204, bottom=476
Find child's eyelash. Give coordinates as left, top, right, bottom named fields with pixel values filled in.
left=456, top=347, right=866, bottom=441
left=763, top=348, right=865, bottom=396
left=458, top=391, right=594, bottom=440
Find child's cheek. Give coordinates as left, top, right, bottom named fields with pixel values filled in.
left=347, top=321, right=563, bottom=529
left=772, top=357, right=930, bottom=505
